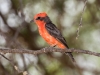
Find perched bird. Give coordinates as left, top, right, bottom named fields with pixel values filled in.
left=31, top=12, right=75, bottom=62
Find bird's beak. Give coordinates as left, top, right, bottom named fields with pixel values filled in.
left=30, top=20, right=34, bottom=23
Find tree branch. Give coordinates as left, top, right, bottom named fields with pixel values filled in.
left=0, top=47, right=100, bottom=57
left=76, top=0, right=87, bottom=39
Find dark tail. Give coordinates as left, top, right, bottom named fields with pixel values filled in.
left=65, top=52, right=75, bottom=62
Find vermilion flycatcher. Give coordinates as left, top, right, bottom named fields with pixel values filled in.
left=31, top=12, right=75, bottom=62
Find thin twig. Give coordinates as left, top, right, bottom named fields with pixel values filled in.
left=0, top=53, right=21, bottom=73
left=0, top=53, right=28, bottom=74
left=76, top=0, right=87, bottom=39
left=0, top=53, right=12, bottom=61
left=0, top=47, right=100, bottom=57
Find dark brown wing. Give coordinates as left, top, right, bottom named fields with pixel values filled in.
left=45, top=23, right=69, bottom=48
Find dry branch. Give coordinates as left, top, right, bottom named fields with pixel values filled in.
left=76, top=0, right=87, bottom=39
left=0, top=47, right=100, bottom=57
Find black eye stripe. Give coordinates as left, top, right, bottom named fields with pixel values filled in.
left=38, top=17, right=41, bottom=19
left=36, top=17, right=45, bottom=21
left=36, top=17, right=41, bottom=20
left=35, top=16, right=51, bottom=23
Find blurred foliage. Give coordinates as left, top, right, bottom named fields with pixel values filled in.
left=0, top=0, right=100, bottom=75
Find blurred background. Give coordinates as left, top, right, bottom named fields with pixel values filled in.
left=0, top=0, right=100, bottom=75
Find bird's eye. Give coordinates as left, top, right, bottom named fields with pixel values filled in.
left=36, top=17, right=41, bottom=20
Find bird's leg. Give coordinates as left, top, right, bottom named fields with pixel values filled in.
left=50, top=45, right=57, bottom=48
left=52, top=45, right=57, bottom=47
left=43, top=45, right=56, bottom=50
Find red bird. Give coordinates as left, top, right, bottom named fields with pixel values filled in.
left=32, top=12, right=75, bottom=62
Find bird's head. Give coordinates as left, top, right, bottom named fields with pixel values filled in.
left=30, top=12, right=51, bottom=27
